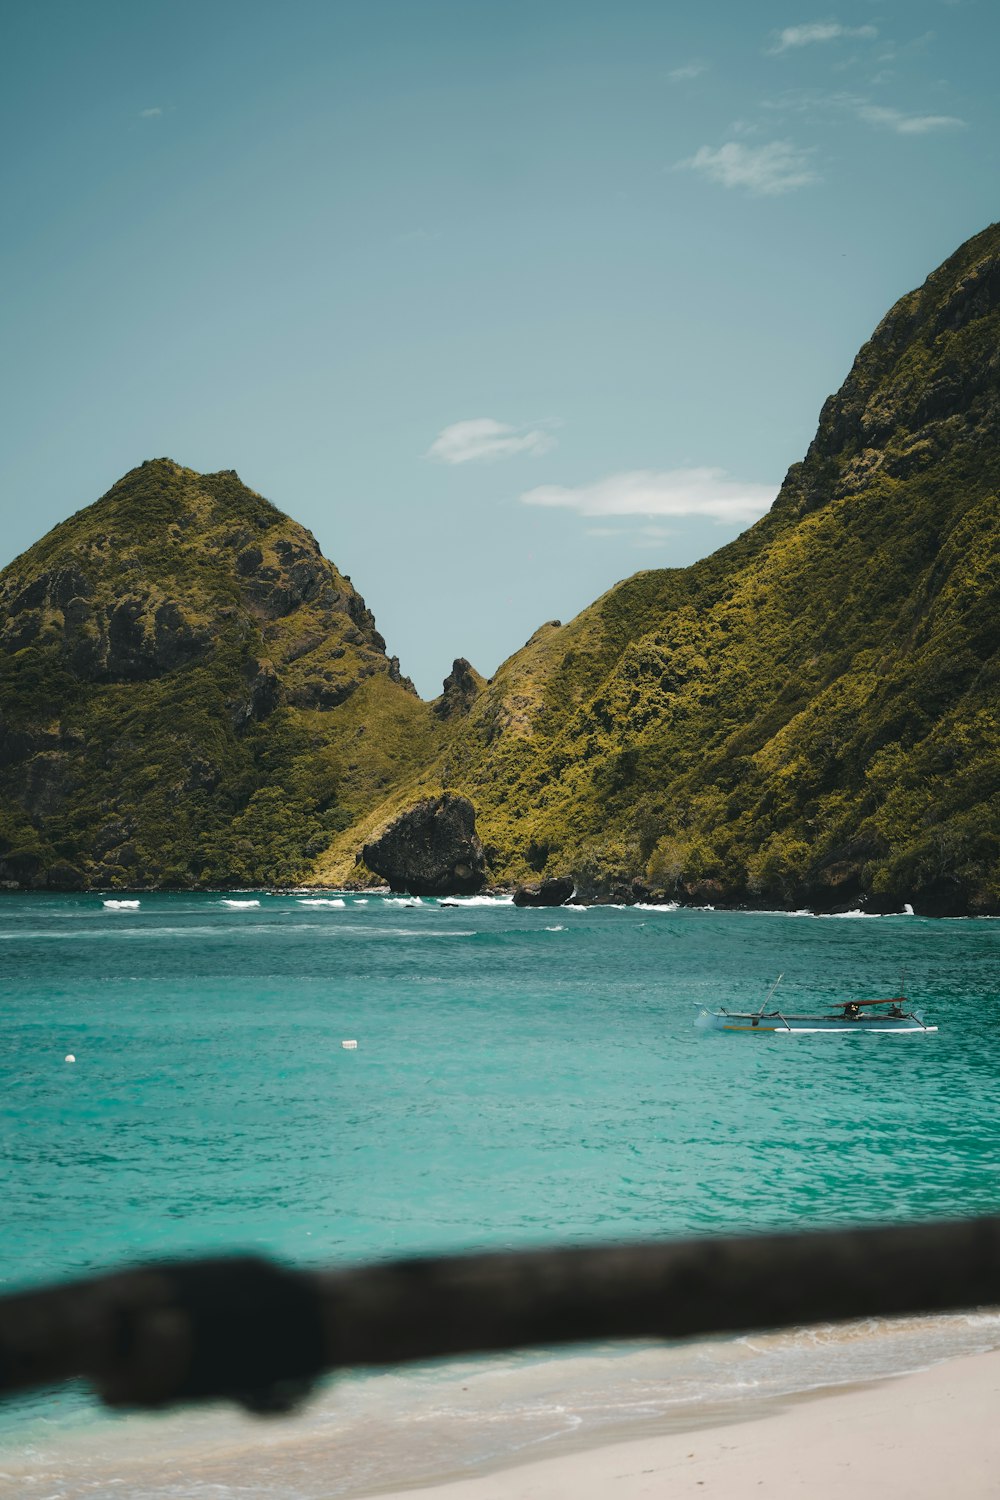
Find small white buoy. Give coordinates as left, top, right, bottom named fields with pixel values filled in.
left=65, top=1054, right=76, bottom=1063
left=341, top=1040, right=358, bottom=1050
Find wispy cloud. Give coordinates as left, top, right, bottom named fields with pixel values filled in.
left=521, top=468, right=777, bottom=525
left=139, top=107, right=163, bottom=118
left=679, top=140, right=819, bottom=195
left=669, top=61, right=708, bottom=82
left=857, top=103, right=964, bottom=134
left=768, top=22, right=877, bottom=54
left=760, top=87, right=966, bottom=138
left=428, top=418, right=556, bottom=465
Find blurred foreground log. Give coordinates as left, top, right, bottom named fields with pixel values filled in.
left=2, top=1215, right=1000, bottom=1415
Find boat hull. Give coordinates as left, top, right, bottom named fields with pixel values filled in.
left=695, top=1009, right=936, bottom=1034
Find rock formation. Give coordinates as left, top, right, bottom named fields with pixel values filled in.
left=434, top=658, right=484, bottom=719
left=362, top=794, right=486, bottom=895
left=512, top=877, right=575, bottom=907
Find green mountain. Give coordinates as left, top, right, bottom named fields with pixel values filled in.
left=2, top=225, right=998, bottom=912
left=0, top=460, right=446, bottom=889
left=317, top=223, right=1000, bottom=915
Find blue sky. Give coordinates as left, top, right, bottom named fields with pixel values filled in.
left=1, top=0, right=996, bottom=696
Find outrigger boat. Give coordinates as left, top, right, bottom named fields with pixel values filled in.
left=695, top=976, right=936, bottom=1034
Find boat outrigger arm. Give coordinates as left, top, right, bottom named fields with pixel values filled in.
left=754, top=973, right=784, bottom=1024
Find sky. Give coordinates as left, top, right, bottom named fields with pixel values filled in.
left=1, top=0, right=997, bottom=697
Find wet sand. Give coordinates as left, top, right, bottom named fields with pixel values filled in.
left=3, top=1347, right=1000, bottom=1498
left=367, top=1350, right=1000, bottom=1500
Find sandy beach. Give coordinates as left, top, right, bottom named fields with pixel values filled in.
left=3, top=1344, right=1000, bottom=1498
left=370, top=1351, right=1000, bottom=1500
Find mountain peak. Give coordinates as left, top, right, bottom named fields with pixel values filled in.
left=0, top=462, right=433, bottom=889
left=774, top=221, right=1000, bottom=523
left=779, top=219, right=1000, bottom=528
left=317, top=226, right=999, bottom=914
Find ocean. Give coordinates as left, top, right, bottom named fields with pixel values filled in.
left=0, top=892, right=998, bottom=1497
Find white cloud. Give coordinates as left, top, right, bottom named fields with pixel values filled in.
left=679, top=139, right=819, bottom=195
left=769, top=22, right=877, bottom=54
left=139, top=107, right=163, bottom=118
left=427, top=418, right=556, bottom=465
left=669, top=61, right=708, bottom=82
left=521, top=468, right=777, bottom=525
left=857, top=103, right=964, bottom=133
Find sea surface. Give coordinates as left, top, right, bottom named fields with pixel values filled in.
left=0, top=892, right=998, bottom=1497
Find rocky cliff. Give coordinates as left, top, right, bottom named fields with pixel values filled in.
left=317, top=224, right=1000, bottom=915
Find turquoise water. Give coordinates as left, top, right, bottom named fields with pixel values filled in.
left=1, top=893, right=998, bottom=1495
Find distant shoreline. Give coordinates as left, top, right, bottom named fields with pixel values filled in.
left=0, top=884, right=995, bottom=918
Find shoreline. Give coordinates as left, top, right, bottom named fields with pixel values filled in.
left=1, top=885, right=995, bottom=919
left=365, top=1350, right=1000, bottom=1500
left=4, top=1325, right=1000, bottom=1499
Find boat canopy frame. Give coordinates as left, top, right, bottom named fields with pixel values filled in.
left=840, top=997, right=909, bottom=1009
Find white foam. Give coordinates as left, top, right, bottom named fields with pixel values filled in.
left=635, top=902, right=680, bottom=913
left=220, top=899, right=261, bottom=909
left=383, top=896, right=424, bottom=907
left=10, top=1315, right=999, bottom=1499
left=545, top=925, right=566, bottom=932
left=437, top=895, right=514, bottom=907
left=297, top=898, right=346, bottom=908
left=103, top=899, right=140, bottom=910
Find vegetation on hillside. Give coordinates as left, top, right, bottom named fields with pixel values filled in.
left=0, top=461, right=447, bottom=888
left=2, top=225, right=998, bottom=913
left=317, top=224, right=1000, bottom=915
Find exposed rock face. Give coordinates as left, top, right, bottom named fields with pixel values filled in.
left=512, top=876, right=574, bottom=907
left=434, top=658, right=484, bottom=719
left=569, top=877, right=652, bottom=907
left=363, top=794, right=486, bottom=895
left=388, top=656, right=418, bottom=695
left=778, top=225, right=1000, bottom=521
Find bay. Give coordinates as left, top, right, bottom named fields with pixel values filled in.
left=0, top=893, right=997, bottom=1495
